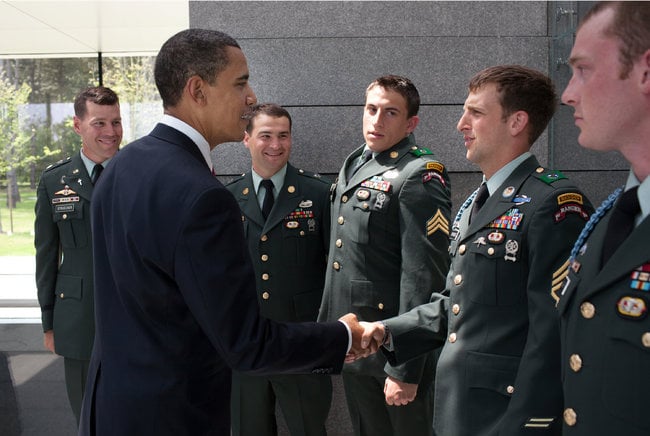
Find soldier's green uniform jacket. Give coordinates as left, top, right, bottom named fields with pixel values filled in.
left=34, top=151, right=95, bottom=360
left=557, top=176, right=650, bottom=435
left=382, top=155, right=594, bottom=436
left=226, top=163, right=332, bottom=435
left=319, top=133, right=452, bottom=383
left=226, top=163, right=330, bottom=321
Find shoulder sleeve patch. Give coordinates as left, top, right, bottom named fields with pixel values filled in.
left=425, top=161, right=444, bottom=172
left=557, top=192, right=584, bottom=205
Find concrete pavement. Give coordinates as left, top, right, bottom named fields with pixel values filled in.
left=0, top=256, right=76, bottom=435
left=0, top=256, right=354, bottom=435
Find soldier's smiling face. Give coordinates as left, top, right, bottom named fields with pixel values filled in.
left=74, top=101, right=122, bottom=163
left=244, top=114, right=292, bottom=179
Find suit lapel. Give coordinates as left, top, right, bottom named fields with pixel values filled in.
left=462, top=156, right=539, bottom=240
left=60, top=152, right=93, bottom=201
left=343, top=136, right=414, bottom=194
left=582, top=216, right=650, bottom=299
left=234, top=173, right=265, bottom=228
left=265, top=165, right=302, bottom=231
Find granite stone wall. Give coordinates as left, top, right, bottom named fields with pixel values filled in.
left=196, top=1, right=626, bottom=211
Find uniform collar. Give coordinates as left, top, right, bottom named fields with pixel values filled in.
left=485, top=151, right=532, bottom=195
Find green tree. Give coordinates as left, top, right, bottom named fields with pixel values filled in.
left=0, top=71, right=32, bottom=233
left=103, top=56, right=160, bottom=142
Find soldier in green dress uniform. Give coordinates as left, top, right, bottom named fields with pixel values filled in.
left=34, top=86, right=122, bottom=424
left=557, top=3, right=650, bottom=434
left=319, top=75, right=452, bottom=436
left=227, top=103, right=333, bottom=436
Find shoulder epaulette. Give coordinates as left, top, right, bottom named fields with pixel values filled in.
left=534, top=167, right=567, bottom=185
left=297, top=169, right=330, bottom=184
left=225, top=173, right=246, bottom=186
left=43, top=156, right=72, bottom=172
left=409, top=146, right=434, bottom=157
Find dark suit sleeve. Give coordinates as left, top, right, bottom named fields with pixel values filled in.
left=173, top=186, right=348, bottom=375
left=34, top=176, right=58, bottom=331
left=383, top=162, right=451, bottom=384
left=499, top=187, right=591, bottom=432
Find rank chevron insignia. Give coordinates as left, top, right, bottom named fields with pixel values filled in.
left=427, top=209, right=449, bottom=236
left=551, top=258, right=571, bottom=305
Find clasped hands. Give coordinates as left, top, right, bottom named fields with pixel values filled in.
left=338, top=314, right=418, bottom=406
left=338, top=313, right=386, bottom=363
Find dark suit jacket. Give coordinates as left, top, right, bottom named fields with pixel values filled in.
left=319, top=134, right=451, bottom=383
left=79, top=123, right=348, bottom=436
left=35, top=151, right=95, bottom=360
left=557, top=187, right=650, bottom=435
left=226, top=164, right=330, bottom=322
left=383, top=156, right=593, bottom=435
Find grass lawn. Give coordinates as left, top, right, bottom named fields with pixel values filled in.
left=0, top=186, right=37, bottom=256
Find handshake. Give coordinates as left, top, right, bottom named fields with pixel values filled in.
left=338, top=313, right=387, bottom=363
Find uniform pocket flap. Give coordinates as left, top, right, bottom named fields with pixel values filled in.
left=55, top=274, right=83, bottom=300
left=466, top=350, right=519, bottom=394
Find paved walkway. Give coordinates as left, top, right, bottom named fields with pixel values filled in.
left=0, top=256, right=76, bottom=435
left=0, top=256, right=353, bottom=435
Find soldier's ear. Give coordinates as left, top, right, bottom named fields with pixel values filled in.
left=406, top=115, right=419, bottom=134
left=639, top=48, right=650, bottom=95
left=508, top=111, right=529, bottom=138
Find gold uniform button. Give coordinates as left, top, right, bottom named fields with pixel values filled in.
left=333, top=261, right=341, bottom=271
left=536, top=167, right=545, bottom=173
left=261, top=234, right=268, bottom=242
left=453, top=274, right=463, bottom=286
left=452, top=304, right=460, bottom=315
left=59, top=293, right=65, bottom=299
left=642, top=332, right=650, bottom=348
left=261, top=254, right=269, bottom=262
left=287, top=186, right=295, bottom=193
left=487, top=247, right=495, bottom=256
left=506, top=385, right=515, bottom=394
left=378, top=303, right=384, bottom=310
left=580, top=302, right=595, bottom=319
left=338, top=216, right=345, bottom=225
left=262, top=273, right=269, bottom=281
left=300, top=230, right=305, bottom=236
left=262, top=292, right=270, bottom=300
left=448, top=333, right=457, bottom=343
left=342, top=195, right=348, bottom=203
left=458, top=244, right=466, bottom=255
left=563, top=408, right=577, bottom=426
left=62, top=214, right=68, bottom=220
left=390, top=151, right=399, bottom=158
left=569, top=354, right=583, bottom=372
left=362, top=203, right=369, bottom=209
left=336, top=239, right=343, bottom=248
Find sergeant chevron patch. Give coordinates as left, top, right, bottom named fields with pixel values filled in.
left=551, top=258, right=571, bottom=305
left=427, top=209, right=449, bottom=236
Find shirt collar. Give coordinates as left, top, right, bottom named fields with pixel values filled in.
left=625, top=170, right=650, bottom=223
left=484, top=152, right=532, bottom=195
left=252, top=164, right=288, bottom=196
left=80, top=148, right=112, bottom=178
left=160, top=114, right=213, bottom=171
